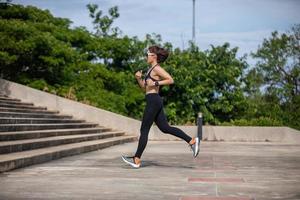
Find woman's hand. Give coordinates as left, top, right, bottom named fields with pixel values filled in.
left=146, top=79, right=156, bottom=86
left=135, top=70, right=146, bottom=90
left=135, top=70, right=142, bottom=79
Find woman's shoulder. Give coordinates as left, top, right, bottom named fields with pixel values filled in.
left=153, top=65, right=167, bottom=73
left=153, top=64, right=162, bottom=70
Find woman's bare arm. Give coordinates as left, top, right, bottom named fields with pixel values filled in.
left=135, top=70, right=146, bottom=91
left=147, top=66, right=174, bottom=86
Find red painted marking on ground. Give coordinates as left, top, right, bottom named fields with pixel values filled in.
left=181, top=196, right=253, bottom=200
left=188, top=177, right=245, bottom=183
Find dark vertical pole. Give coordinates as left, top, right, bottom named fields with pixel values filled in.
left=197, top=112, right=202, bottom=140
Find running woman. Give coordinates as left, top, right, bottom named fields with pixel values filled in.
left=122, top=45, right=200, bottom=168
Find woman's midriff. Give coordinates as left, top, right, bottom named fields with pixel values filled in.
left=145, top=85, right=159, bottom=94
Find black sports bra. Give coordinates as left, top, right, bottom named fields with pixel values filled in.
left=144, top=64, right=164, bottom=94
left=144, top=64, right=159, bottom=82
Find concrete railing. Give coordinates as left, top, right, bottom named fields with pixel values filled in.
left=1, top=78, right=300, bottom=143
left=151, top=126, right=300, bottom=144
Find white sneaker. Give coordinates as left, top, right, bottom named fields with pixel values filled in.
left=190, top=137, right=200, bottom=158
left=121, top=156, right=141, bottom=168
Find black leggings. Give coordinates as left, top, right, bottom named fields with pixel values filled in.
left=135, top=93, right=192, bottom=158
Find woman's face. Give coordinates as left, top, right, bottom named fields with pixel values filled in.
left=146, top=50, right=157, bottom=64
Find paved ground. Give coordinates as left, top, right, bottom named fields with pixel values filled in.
left=0, top=141, right=300, bottom=200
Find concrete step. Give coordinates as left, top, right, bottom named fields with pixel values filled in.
left=0, top=103, right=47, bottom=110
left=0, top=107, right=59, bottom=114
left=0, top=123, right=98, bottom=132
left=0, top=127, right=111, bottom=141
left=0, top=135, right=137, bottom=172
left=0, top=97, right=21, bottom=102
left=0, top=112, right=72, bottom=119
left=0, top=131, right=126, bottom=154
left=0, top=117, right=85, bottom=124
left=0, top=100, right=33, bottom=106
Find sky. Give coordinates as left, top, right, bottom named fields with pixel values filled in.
left=14, top=0, right=300, bottom=65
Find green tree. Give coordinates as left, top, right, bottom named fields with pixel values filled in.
left=250, top=24, right=300, bottom=129
left=162, top=42, right=248, bottom=125
left=0, top=3, right=145, bottom=119
left=87, top=4, right=120, bottom=37
left=0, top=3, right=78, bottom=84
left=2, top=3, right=298, bottom=129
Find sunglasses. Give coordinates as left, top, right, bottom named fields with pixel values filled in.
left=144, top=50, right=156, bottom=57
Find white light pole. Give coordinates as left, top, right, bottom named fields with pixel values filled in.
left=192, top=0, right=196, bottom=44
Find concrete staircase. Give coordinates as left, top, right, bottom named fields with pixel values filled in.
left=0, top=94, right=136, bottom=172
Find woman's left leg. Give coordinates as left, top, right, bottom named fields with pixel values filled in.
left=155, top=107, right=192, bottom=143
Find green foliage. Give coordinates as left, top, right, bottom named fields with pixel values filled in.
left=252, top=30, right=299, bottom=100
left=87, top=3, right=120, bottom=37
left=0, top=3, right=299, bottom=129
left=0, top=4, right=78, bottom=84
left=248, top=24, right=300, bottom=129
left=71, top=62, right=145, bottom=116
left=162, top=42, right=248, bottom=125
left=221, top=117, right=283, bottom=126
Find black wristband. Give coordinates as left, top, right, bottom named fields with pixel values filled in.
left=155, top=81, right=159, bottom=86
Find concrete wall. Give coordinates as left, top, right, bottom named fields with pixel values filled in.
left=1, top=78, right=300, bottom=143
